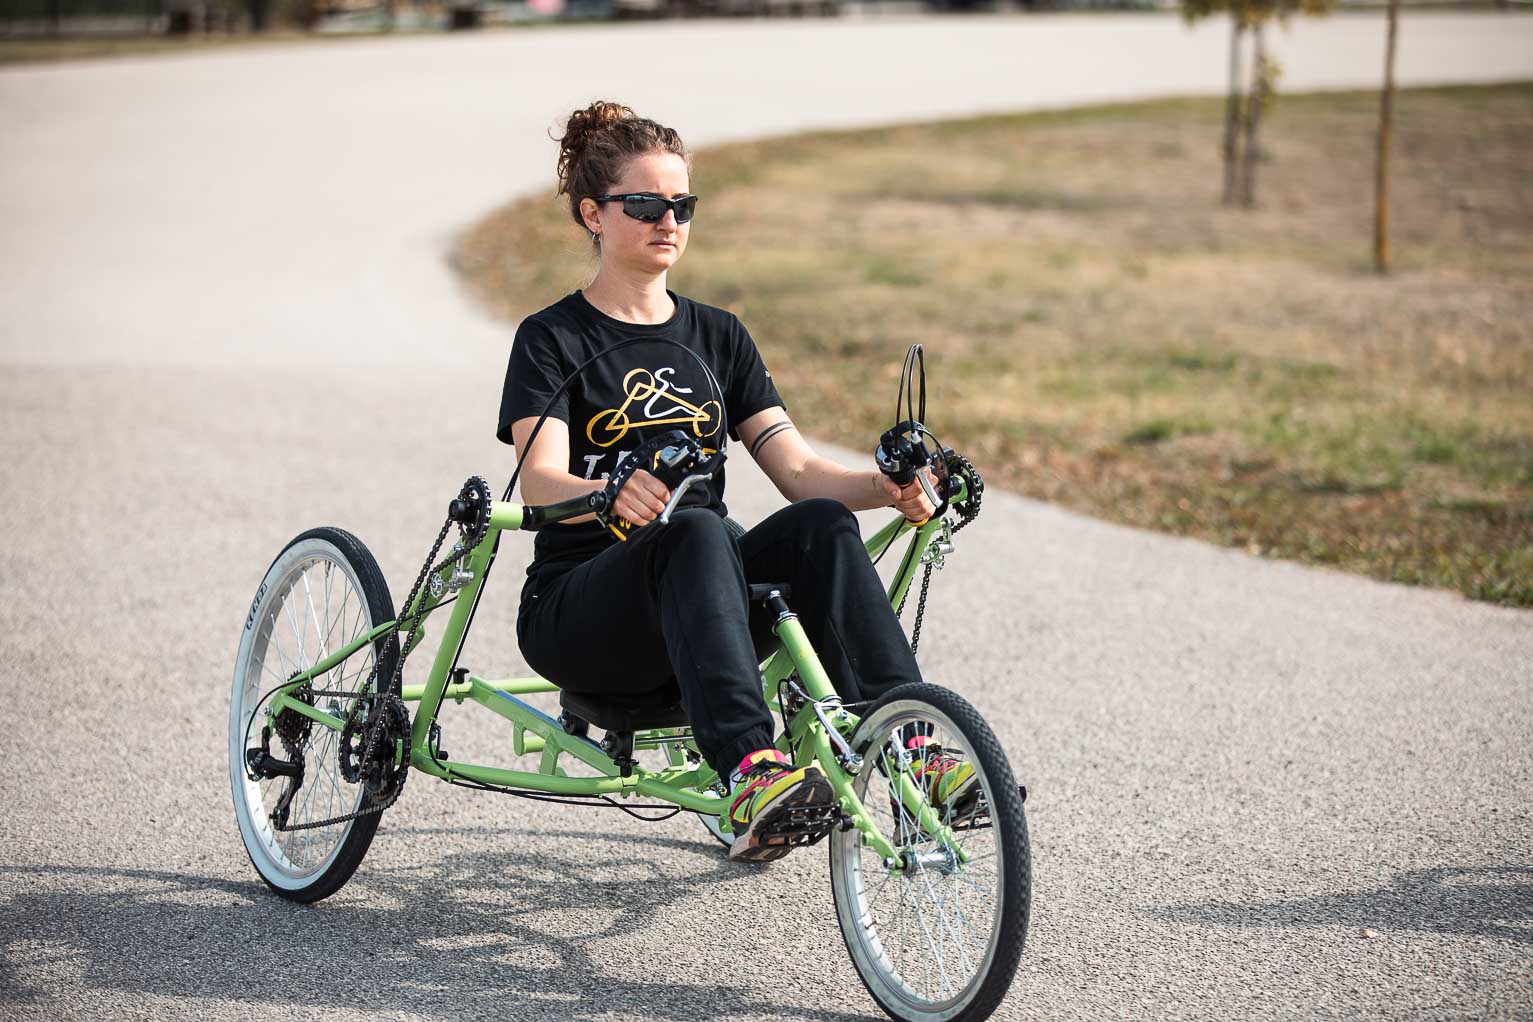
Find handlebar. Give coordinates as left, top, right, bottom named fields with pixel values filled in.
left=517, top=490, right=609, bottom=532
left=490, top=444, right=974, bottom=536
left=502, top=443, right=974, bottom=536
left=513, top=445, right=726, bottom=534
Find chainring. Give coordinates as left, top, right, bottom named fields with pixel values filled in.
left=454, top=475, right=494, bottom=548
left=945, top=450, right=984, bottom=526
left=338, top=693, right=411, bottom=802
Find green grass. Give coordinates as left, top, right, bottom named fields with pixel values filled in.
left=455, top=83, right=1533, bottom=607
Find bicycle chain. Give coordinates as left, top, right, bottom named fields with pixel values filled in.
left=897, top=452, right=983, bottom=657
left=269, top=478, right=492, bottom=833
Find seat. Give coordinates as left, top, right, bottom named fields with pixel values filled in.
left=553, top=515, right=789, bottom=735
left=558, top=685, right=689, bottom=733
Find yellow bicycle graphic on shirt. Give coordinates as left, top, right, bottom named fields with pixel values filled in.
left=586, top=367, right=723, bottom=449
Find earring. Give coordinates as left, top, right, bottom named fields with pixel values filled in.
left=591, top=230, right=601, bottom=243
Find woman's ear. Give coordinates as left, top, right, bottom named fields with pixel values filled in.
left=579, top=197, right=602, bottom=235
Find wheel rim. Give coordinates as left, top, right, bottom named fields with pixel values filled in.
left=228, top=541, right=378, bottom=888
left=831, top=700, right=1006, bottom=1019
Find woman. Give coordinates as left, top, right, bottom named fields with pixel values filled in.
left=498, top=101, right=968, bottom=861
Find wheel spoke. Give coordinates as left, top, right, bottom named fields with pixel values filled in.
left=234, top=543, right=388, bottom=891
left=833, top=702, right=1024, bottom=1012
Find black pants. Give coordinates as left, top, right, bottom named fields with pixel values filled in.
left=516, top=498, right=923, bottom=777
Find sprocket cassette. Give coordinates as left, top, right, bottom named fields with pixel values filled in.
left=273, top=679, right=313, bottom=753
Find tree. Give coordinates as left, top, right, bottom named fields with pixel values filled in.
left=1221, top=14, right=1245, bottom=205
left=1184, top=0, right=1335, bottom=208
left=1374, top=0, right=1401, bottom=273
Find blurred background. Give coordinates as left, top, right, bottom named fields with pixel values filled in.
left=4, top=0, right=1525, bottom=46
left=2, top=0, right=1169, bottom=45
left=3, top=0, right=1528, bottom=610
left=2, top=8, right=1531, bottom=1021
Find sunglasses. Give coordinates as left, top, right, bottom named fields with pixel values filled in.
left=593, top=192, right=699, bottom=224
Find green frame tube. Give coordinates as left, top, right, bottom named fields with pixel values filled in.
left=272, top=489, right=973, bottom=867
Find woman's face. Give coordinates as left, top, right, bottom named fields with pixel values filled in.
left=581, top=151, right=691, bottom=276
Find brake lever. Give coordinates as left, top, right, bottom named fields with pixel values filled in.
left=913, top=467, right=941, bottom=510
left=658, top=450, right=727, bottom=525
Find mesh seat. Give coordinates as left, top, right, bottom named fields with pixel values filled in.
left=552, top=517, right=788, bottom=734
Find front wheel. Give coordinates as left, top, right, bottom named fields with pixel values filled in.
left=830, top=683, right=1031, bottom=1022
left=228, top=527, right=398, bottom=903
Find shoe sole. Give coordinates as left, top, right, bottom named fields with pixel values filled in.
left=728, top=770, right=838, bottom=863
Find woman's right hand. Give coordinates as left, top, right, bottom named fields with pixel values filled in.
left=611, top=469, right=673, bottom=526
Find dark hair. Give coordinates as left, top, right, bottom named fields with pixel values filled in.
left=555, top=101, right=689, bottom=245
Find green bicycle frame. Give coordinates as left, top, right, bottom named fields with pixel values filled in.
left=266, top=480, right=970, bottom=867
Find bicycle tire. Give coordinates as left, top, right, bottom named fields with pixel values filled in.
left=228, top=526, right=399, bottom=903
left=829, top=682, right=1031, bottom=1022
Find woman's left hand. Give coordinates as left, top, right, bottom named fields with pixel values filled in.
left=877, top=468, right=938, bottom=523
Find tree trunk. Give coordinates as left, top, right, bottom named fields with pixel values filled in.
left=1223, top=15, right=1246, bottom=206
left=1241, top=21, right=1268, bottom=208
left=1375, top=0, right=1401, bottom=273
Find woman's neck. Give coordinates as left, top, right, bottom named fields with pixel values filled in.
left=582, top=271, right=674, bottom=325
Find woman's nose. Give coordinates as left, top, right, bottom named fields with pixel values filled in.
left=657, top=209, right=678, bottom=230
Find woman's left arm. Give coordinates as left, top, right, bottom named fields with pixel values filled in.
left=737, top=408, right=936, bottom=521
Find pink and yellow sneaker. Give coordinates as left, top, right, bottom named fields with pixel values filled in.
left=905, top=735, right=981, bottom=824
left=727, top=749, right=837, bottom=863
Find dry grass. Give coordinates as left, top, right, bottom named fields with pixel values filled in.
left=455, top=84, right=1533, bottom=606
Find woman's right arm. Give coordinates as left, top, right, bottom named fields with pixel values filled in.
left=509, top=416, right=673, bottom=526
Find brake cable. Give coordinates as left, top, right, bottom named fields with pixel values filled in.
left=881, top=343, right=985, bottom=656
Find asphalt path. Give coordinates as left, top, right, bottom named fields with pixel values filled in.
left=1, top=12, right=1531, bottom=1021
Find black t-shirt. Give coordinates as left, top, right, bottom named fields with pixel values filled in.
left=497, top=289, right=784, bottom=575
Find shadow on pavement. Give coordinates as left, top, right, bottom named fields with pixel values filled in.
left=0, top=829, right=877, bottom=1021
left=1155, top=865, right=1533, bottom=943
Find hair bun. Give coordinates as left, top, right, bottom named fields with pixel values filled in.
left=552, top=101, right=688, bottom=243
left=556, top=101, right=636, bottom=194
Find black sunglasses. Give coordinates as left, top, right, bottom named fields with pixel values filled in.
left=593, top=192, right=699, bottom=224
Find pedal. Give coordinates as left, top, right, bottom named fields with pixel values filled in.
left=770, top=803, right=840, bottom=837
left=728, top=792, right=841, bottom=863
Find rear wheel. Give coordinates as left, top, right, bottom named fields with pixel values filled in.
left=228, top=527, right=398, bottom=903
left=830, top=683, right=1031, bottom=1022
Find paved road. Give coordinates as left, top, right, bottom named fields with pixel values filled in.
left=1, top=12, right=1531, bottom=1021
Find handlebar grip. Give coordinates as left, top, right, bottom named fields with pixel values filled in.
left=520, top=491, right=607, bottom=531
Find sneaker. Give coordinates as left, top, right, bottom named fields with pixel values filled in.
left=727, top=749, right=837, bottom=863
left=904, top=735, right=981, bottom=826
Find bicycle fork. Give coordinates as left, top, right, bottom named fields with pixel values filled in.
left=767, top=595, right=970, bottom=872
